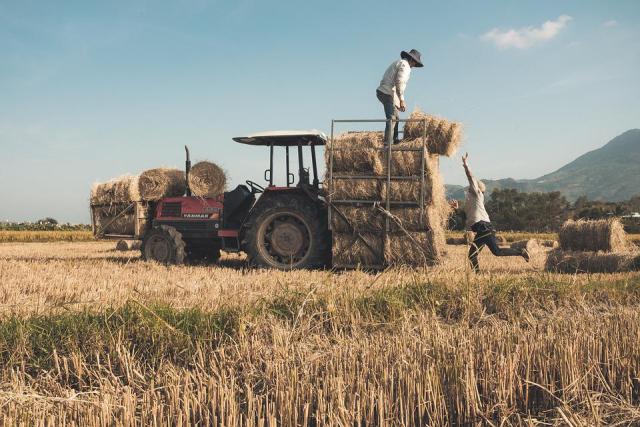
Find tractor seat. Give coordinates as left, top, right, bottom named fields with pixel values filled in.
left=223, top=185, right=255, bottom=228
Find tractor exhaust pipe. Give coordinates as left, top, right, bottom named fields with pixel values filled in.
left=185, top=145, right=192, bottom=197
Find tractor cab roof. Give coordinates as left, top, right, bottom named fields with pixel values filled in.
left=232, top=130, right=327, bottom=147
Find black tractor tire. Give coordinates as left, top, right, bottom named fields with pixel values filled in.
left=186, top=246, right=221, bottom=264
left=243, top=195, right=331, bottom=270
left=141, top=225, right=186, bottom=265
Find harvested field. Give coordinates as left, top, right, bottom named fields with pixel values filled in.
left=0, top=241, right=639, bottom=425
left=0, top=230, right=94, bottom=242
left=188, top=161, right=226, bottom=197
left=402, top=110, right=462, bottom=156
left=559, top=218, right=629, bottom=252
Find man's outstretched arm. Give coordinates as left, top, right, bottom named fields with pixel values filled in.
left=462, top=152, right=479, bottom=193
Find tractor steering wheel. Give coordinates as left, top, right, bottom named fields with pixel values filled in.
left=246, top=180, right=265, bottom=194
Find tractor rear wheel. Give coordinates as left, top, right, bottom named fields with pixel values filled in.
left=141, top=225, right=186, bottom=265
left=244, top=196, right=330, bottom=270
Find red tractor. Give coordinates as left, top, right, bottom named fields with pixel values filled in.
left=140, top=131, right=331, bottom=269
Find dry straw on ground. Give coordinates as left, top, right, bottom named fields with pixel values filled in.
left=559, top=218, right=629, bottom=252
left=402, top=109, right=462, bottom=157
left=188, top=161, right=226, bottom=197
left=545, top=249, right=640, bottom=273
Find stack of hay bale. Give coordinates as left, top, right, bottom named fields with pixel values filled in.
left=545, top=219, right=640, bottom=273
left=327, top=111, right=461, bottom=268
left=90, top=162, right=226, bottom=237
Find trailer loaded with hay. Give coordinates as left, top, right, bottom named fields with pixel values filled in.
left=327, top=114, right=460, bottom=269
left=90, top=112, right=459, bottom=270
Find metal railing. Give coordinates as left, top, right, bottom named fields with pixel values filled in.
left=327, top=118, right=429, bottom=268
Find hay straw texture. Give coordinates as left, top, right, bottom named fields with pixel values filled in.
left=510, top=239, right=543, bottom=254
left=332, top=206, right=440, bottom=233
left=90, top=175, right=137, bottom=205
left=384, top=230, right=446, bottom=266
left=326, top=132, right=384, bottom=174
left=116, top=240, right=141, bottom=251
left=188, top=161, right=226, bottom=198
left=545, top=250, right=640, bottom=274
left=379, top=140, right=426, bottom=176
left=332, top=233, right=383, bottom=267
left=330, top=178, right=381, bottom=201
left=93, top=204, right=136, bottom=236
left=131, top=168, right=185, bottom=201
left=559, top=219, right=629, bottom=252
left=402, top=110, right=462, bottom=157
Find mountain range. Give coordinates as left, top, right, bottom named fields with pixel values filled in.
left=446, top=129, right=640, bottom=202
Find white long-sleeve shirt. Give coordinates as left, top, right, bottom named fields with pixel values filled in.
left=377, top=59, right=411, bottom=108
left=465, top=177, right=491, bottom=229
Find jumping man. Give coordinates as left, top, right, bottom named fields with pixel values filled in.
left=462, top=152, right=529, bottom=273
left=376, top=49, right=423, bottom=145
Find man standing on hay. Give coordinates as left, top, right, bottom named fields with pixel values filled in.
left=462, top=153, right=529, bottom=272
left=376, top=49, right=423, bottom=145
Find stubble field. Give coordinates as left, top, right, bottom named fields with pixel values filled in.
left=0, top=239, right=639, bottom=426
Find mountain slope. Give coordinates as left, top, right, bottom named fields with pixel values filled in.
left=447, top=129, right=640, bottom=202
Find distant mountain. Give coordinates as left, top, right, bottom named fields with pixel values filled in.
left=447, top=129, right=640, bottom=202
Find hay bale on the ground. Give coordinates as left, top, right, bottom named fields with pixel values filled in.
left=90, top=175, right=137, bottom=205
left=326, top=132, right=384, bottom=174
left=384, top=230, right=446, bottom=266
left=116, top=240, right=142, bottom=251
left=559, top=219, right=629, bottom=252
left=332, top=233, right=383, bottom=267
left=330, top=178, right=381, bottom=201
left=131, top=168, right=186, bottom=201
left=545, top=249, right=640, bottom=274
left=402, top=110, right=462, bottom=157
left=188, top=161, right=226, bottom=197
left=510, top=239, right=543, bottom=254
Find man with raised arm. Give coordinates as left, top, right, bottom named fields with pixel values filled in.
left=376, top=49, right=423, bottom=145
left=462, top=152, right=529, bottom=273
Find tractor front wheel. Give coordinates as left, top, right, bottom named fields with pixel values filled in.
left=141, top=225, right=186, bottom=265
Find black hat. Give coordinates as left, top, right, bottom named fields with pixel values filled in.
left=401, top=49, right=423, bottom=67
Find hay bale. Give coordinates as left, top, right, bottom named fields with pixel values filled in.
left=332, top=233, right=383, bottom=267
left=116, top=240, right=142, bottom=251
left=378, top=140, right=426, bottom=176
left=188, top=162, right=226, bottom=198
left=131, top=168, right=186, bottom=201
left=402, top=110, right=462, bottom=157
left=93, top=204, right=136, bottom=235
left=540, top=240, right=560, bottom=249
left=90, top=175, right=137, bottom=205
left=330, top=178, right=381, bottom=201
left=332, top=206, right=440, bottom=233
left=384, top=230, right=446, bottom=266
left=559, top=219, right=629, bottom=252
left=326, top=132, right=384, bottom=174
left=510, top=239, right=543, bottom=254
left=545, top=249, right=640, bottom=274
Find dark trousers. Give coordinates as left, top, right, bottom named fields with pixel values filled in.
left=376, top=89, right=399, bottom=145
left=468, top=221, right=522, bottom=272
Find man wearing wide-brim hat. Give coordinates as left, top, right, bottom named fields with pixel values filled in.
left=376, top=49, right=423, bottom=145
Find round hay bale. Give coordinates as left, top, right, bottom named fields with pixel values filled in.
left=131, top=168, right=186, bottom=201
left=188, top=161, right=226, bottom=198
left=116, top=240, right=141, bottom=251
left=559, top=219, right=629, bottom=252
left=91, top=175, right=137, bottom=205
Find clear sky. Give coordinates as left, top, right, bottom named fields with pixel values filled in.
left=1, top=0, right=639, bottom=223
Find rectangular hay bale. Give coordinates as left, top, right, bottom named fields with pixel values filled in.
left=330, top=177, right=381, bottom=201
left=384, top=230, right=446, bottom=266
left=545, top=249, right=640, bottom=274
left=558, top=219, right=629, bottom=252
left=331, top=206, right=440, bottom=233
left=332, top=232, right=384, bottom=267
left=326, top=132, right=384, bottom=174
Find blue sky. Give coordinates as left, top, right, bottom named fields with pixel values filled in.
left=1, top=0, right=638, bottom=223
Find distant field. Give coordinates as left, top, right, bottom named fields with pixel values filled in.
left=1, top=241, right=639, bottom=425
left=0, top=230, right=94, bottom=242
